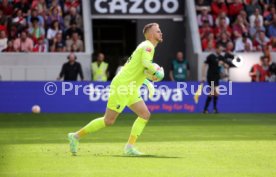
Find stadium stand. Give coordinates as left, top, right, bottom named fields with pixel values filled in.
left=0, top=0, right=83, bottom=53
left=195, top=0, right=276, bottom=53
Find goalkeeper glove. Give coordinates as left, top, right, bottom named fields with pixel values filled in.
left=144, top=79, right=155, bottom=98
left=153, top=67, right=164, bottom=81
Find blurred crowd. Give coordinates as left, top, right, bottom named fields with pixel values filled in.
left=0, top=0, right=84, bottom=53
left=196, top=0, right=276, bottom=52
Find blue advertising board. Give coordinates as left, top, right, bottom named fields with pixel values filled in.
left=0, top=81, right=275, bottom=113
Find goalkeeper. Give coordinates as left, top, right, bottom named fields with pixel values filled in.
left=68, top=23, right=164, bottom=156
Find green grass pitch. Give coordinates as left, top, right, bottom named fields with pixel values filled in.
left=0, top=113, right=276, bottom=177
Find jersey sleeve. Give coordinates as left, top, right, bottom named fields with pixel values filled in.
left=204, top=54, right=211, bottom=64
left=141, top=45, right=156, bottom=73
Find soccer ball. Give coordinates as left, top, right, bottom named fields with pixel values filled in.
left=32, top=105, right=41, bottom=114
left=144, top=63, right=164, bottom=82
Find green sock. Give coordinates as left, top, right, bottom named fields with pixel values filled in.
left=127, top=117, right=148, bottom=145
left=76, top=117, right=106, bottom=138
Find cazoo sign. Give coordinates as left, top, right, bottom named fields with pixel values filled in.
left=91, top=0, right=184, bottom=16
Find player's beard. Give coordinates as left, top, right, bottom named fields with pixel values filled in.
left=157, top=37, right=163, bottom=43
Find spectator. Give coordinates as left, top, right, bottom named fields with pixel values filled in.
left=268, top=37, right=276, bottom=51
left=27, top=9, right=44, bottom=28
left=249, top=18, right=266, bottom=39
left=14, top=0, right=30, bottom=17
left=264, top=5, right=275, bottom=27
left=33, top=37, right=48, bottom=52
left=65, top=20, right=83, bottom=40
left=214, top=17, right=232, bottom=39
left=49, top=31, right=65, bottom=52
left=31, top=0, right=47, bottom=16
left=28, top=17, right=45, bottom=44
left=197, top=7, right=213, bottom=26
left=239, top=10, right=250, bottom=27
left=217, top=32, right=231, bottom=49
left=66, top=32, right=84, bottom=52
left=58, top=53, right=84, bottom=81
left=205, top=40, right=217, bottom=52
left=254, top=31, right=270, bottom=51
left=64, top=7, right=83, bottom=30
left=199, top=20, right=214, bottom=40
left=46, top=6, right=64, bottom=30
left=228, top=0, right=244, bottom=21
left=202, top=33, right=216, bottom=51
left=64, top=0, right=81, bottom=14
left=244, top=0, right=262, bottom=17
left=0, top=0, right=14, bottom=16
left=91, top=53, right=109, bottom=81
left=263, top=44, right=272, bottom=63
left=0, top=9, right=8, bottom=28
left=249, top=8, right=264, bottom=28
left=8, top=24, right=19, bottom=40
left=225, top=41, right=234, bottom=52
left=12, top=9, right=27, bottom=31
left=2, top=40, right=15, bottom=52
left=268, top=15, right=276, bottom=37
left=268, top=62, right=276, bottom=81
left=49, top=0, right=63, bottom=16
left=215, top=11, right=230, bottom=27
left=249, top=56, right=271, bottom=82
left=234, top=33, right=253, bottom=52
left=169, top=51, right=190, bottom=81
left=232, top=15, right=249, bottom=39
left=0, top=30, right=8, bottom=52
left=211, top=0, right=228, bottom=18
left=47, top=20, right=62, bottom=42
left=13, top=30, right=34, bottom=52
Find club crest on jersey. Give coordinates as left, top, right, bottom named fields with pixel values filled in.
left=145, top=47, right=152, bottom=53
left=116, top=105, right=121, bottom=109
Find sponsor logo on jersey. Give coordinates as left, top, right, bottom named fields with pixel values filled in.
left=146, top=47, right=152, bottom=53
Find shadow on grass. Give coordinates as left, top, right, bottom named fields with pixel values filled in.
left=98, top=154, right=181, bottom=159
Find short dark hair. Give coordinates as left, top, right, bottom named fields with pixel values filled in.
left=261, top=55, right=268, bottom=61
left=216, top=43, right=223, bottom=49
left=143, top=23, right=158, bottom=35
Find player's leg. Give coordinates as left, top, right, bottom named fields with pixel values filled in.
left=75, top=108, right=119, bottom=138
left=68, top=108, right=119, bottom=155
left=203, top=80, right=213, bottom=113
left=213, top=80, right=220, bottom=113
left=124, top=100, right=150, bottom=155
left=68, top=81, right=125, bottom=155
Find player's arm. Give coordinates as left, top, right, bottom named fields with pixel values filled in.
left=169, top=70, right=174, bottom=81
left=57, top=64, right=65, bottom=80
left=141, top=46, right=163, bottom=79
left=202, top=63, right=208, bottom=82
left=143, top=79, right=155, bottom=98
left=141, top=46, right=156, bottom=73
left=202, top=55, right=211, bottom=82
left=78, top=63, right=84, bottom=80
left=202, top=61, right=209, bottom=82
left=169, top=62, right=174, bottom=81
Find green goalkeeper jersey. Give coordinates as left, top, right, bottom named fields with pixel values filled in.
left=113, top=40, right=156, bottom=88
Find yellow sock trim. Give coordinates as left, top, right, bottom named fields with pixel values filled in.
left=127, top=117, right=148, bottom=145
left=76, top=117, right=105, bottom=138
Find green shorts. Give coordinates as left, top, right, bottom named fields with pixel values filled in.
left=107, top=81, right=142, bottom=113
